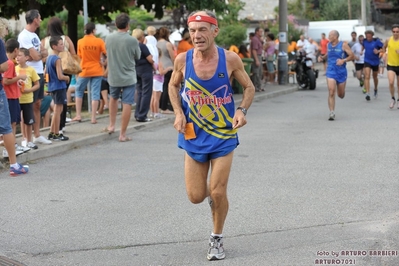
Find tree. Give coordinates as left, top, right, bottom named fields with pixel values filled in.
left=320, top=0, right=361, bottom=21
left=137, top=0, right=230, bottom=20
left=287, top=0, right=362, bottom=21
left=0, top=0, right=129, bottom=47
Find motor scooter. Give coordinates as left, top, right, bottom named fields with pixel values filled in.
left=290, top=50, right=318, bottom=90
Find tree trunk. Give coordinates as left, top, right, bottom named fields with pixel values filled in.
left=348, top=0, right=352, bottom=19
left=68, top=9, right=78, bottom=50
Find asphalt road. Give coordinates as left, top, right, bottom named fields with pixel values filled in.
left=0, top=70, right=398, bottom=266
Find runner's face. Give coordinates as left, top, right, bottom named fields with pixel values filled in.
left=189, top=22, right=218, bottom=52
left=392, top=27, right=399, bottom=37
left=328, top=32, right=337, bottom=42
left=365, top=33, right=373, bottom=41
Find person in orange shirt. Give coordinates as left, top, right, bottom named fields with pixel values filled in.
left=72, top=22, right=106, bottom=124
left=238, top=44, right=249, bottom=58
left=228, top=44, right=239, bottom=54
left=177, top=31, right=194, bottom=55
left=319, top=33, right=329, bottom=72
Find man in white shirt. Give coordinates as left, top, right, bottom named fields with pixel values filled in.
left=351, top=34, right=365, bottom=89
left=296, top=35, right=310, bottom=50
left=18, top=9, right=51, bottom=145
left=305, top=38, right=318, bottom=63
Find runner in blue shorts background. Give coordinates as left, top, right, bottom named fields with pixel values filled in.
left=319, top=30, right=354, bottom=121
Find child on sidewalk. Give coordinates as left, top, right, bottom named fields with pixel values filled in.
left=46, top=36, right=70, bottom=141
left=0, top=23, right=29, bottom=175
left=16, top=47, right=40, bottom=149
left=3, top=38, right=30, bottom=153
left=150, top=48, right=173, bottom=118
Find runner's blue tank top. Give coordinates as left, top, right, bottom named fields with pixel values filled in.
left=326, top=41, right=347, bottom=84
left=178, top=47, right=238, bottom=154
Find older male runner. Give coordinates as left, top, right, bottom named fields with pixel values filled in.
left=319, top=30, right=354, bottom=121
left=168, top=10, right=255, bottom=261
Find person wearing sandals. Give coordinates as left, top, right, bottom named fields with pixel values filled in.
left=72, top=22, right=106, bottom=124
left=156, top=27, right=175, bottom=114
left=104, top=13, right=141, bottom=142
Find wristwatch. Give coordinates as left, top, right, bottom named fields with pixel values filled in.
left=237, top=107, right=247, bottom=116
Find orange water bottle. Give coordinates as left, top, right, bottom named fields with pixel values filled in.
left=20, top=82, right=25, bottom=93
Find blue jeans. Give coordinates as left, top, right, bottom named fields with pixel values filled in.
left=0, top=89, right=12, bottom=135
left=75, top=76, right=102, bottom=101
left=135, top=72, right=153, bottom=120
left=109, top=84, right=136, bottom=105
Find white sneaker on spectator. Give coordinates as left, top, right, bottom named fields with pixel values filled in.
left=33, top=135, right=52, bottom=145
left=15, top=144, right=30, bottom=153
left=27, top=142, right=38, bottom=150
left=3, top=148, right=24, bottom=157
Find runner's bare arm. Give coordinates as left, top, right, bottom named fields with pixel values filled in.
left=382, top=39, right=389, bottom=53
left=226, top=51, right=255, bottom=129
left=336, top=42, right=354, bottom=66
left=343, top=42, right=354, bottom=62
left=169, top=52, right=187, bottom=133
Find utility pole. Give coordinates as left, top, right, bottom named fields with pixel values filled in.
left=361, top=0, right=367, bottom=25
left=348, top=0, right=352, bottom=19
left=278, top=0, right=288, bottom=84
left=83, top=0, right=88, bottom=25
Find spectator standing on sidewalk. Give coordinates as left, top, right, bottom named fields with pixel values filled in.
left=16, top=48, right=40, bottom=150
left=0, top=19, right=29, bottom=175
left=18, top=9, right=51, bottom=145
left=150, top=48, right=173, bottom=118
left=177, top=31, right=194, bottom=55
left=383, top=24, right=399, bottom=109
left=41, top=16, right=76, bottom=133
left=132, top=29, right=154, bottom=122
left=168, top=10, right=255, bottom=261
left=144, top=26, right=159, bottom=66
left=319, top=30, right=354, bottom=121
left=104, top=13, right=141, bottom=142
left=251, top=27, right=264, bottom=91
left=46, top=36, right=70, bottom=141
left=264, top=33, right=276, bottom=84
left=157, top=27, right=175, bottom=114
left=3, top=39, right=30, bottom=153
left=319, top=33, right=329, bottom=73
left=362, top=30, right=384, bottom=101
left=72, top=22, right=106, bottom=124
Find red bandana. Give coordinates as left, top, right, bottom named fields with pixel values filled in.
left=187, top=15, right=218, bottom=27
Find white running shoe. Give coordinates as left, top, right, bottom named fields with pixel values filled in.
left=27, top=142, right=38, bottom=150
left=328, top=112, right=335, bottom=121
left=33, top=135, right=52, bottom=145
left=207, top=235, right=225, bottom=261
left=389, top=99, right=395, bottom=109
